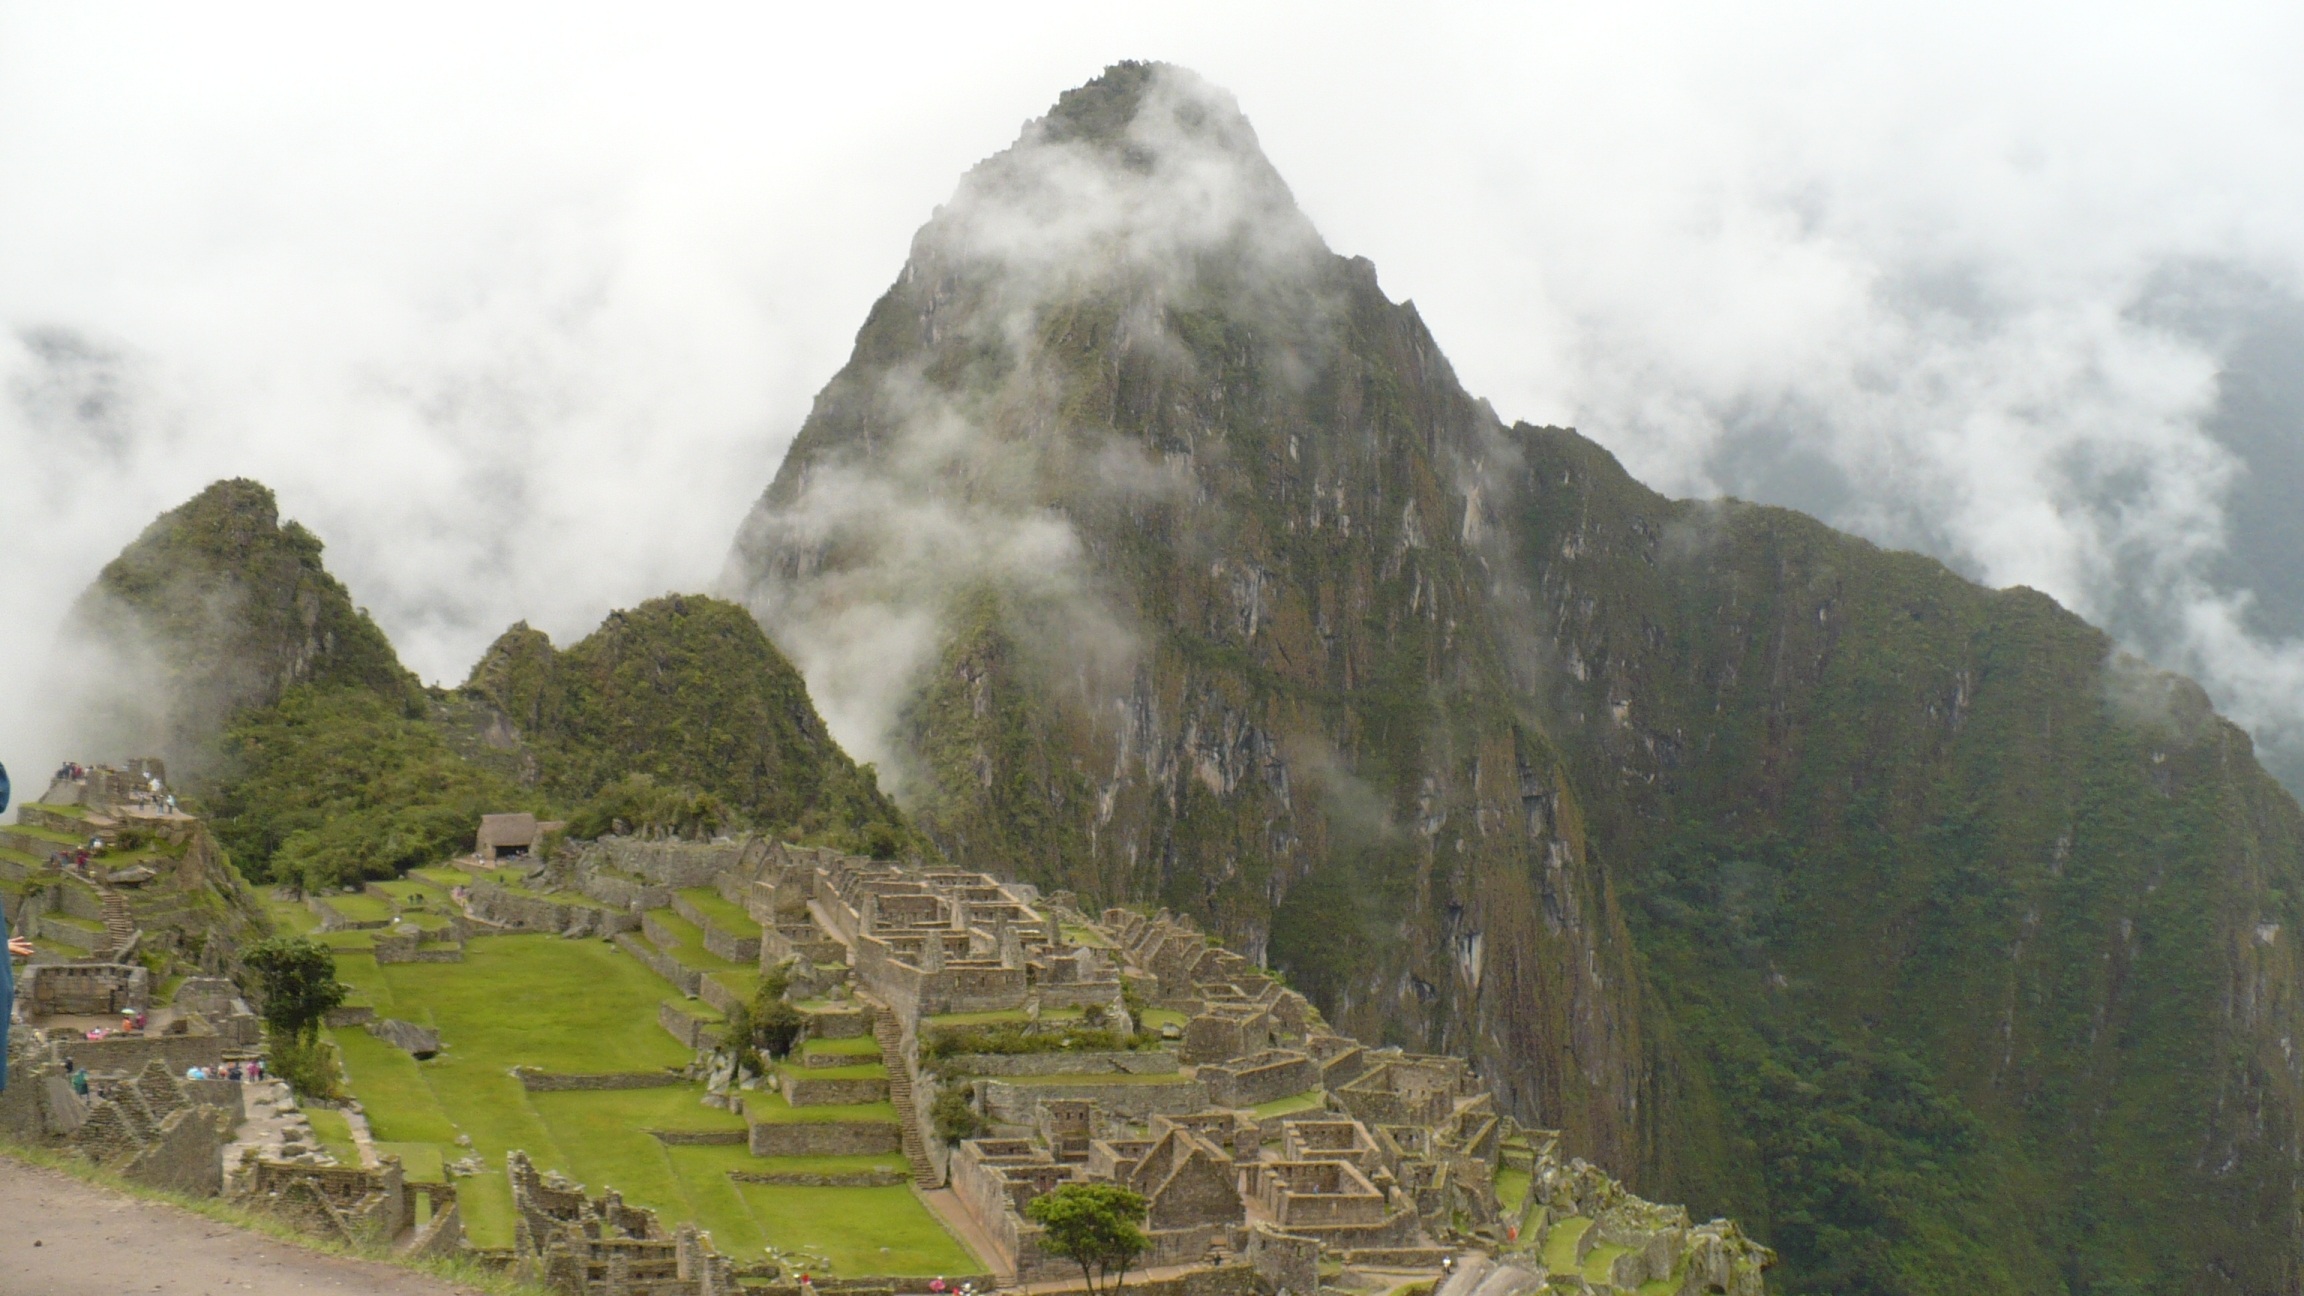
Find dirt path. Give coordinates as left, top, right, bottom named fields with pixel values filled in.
left=2, top=1155, right=484, bottom=1296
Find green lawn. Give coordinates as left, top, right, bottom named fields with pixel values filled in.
left=731, top=1183, right=976, bottom=1274
left=304, top=1106, right=360, bottom=1164
left=1495, top=1166, right=1531, bottom=1218
left=678, top=887, right=762, bottom=938
left=708, top=968, right=761, bottom=1003
left=1250, top=1089, right=1328, bottom=1118
left=323, top=932, right=973, bottom=1272
left=779, top=1061, right=887, bottom=1081
left=325, top=892, right=397, bottom=922
left=646, top=908, right=740, bottom=972
left=1543, top=1217, right=1592, bottom=1273
left=801, top=1037, right=883, bottom=1060
left=265, top=898, right=321, bottom=934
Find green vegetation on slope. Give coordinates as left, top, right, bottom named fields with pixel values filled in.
left=463, top=595, right=915, bottom=857
left=204, top=685, right=540, bottom=890
left=1508, top=423, right=2304, bottom=1294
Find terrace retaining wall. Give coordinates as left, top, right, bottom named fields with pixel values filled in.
left=931, top=1050, right=1177, bottom=1078
left=514, top=1068, right=683, bottom=1092
left=660, top=1002, right=723, bottom=1051
left=746, top=1119, right=900, bottom=1157
left=979, top=1076, right=1209, bottom=1123
left=614, top=932, right=703, bottom=995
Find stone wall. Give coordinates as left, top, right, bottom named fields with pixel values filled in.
left=979, top=1077, right=1209, bottom=1123
left=647, top=1128, right=748, bottom=1146
left=580, top=870, right=672, bottom=911
left=779, top=1071, right=889, bottom=1106
left=1198, top=1050, right=1319, bottom=1109
left=746, top=1119, right=900, bottom=1157
left=933, top=1050, right=1179, bottom=1078
left=615, top=932, right=703, bottom=995
left=468, top=883, right=635, bottom=938
left=53, top=1029, right=222, bottom=1076
left=660, top=1001, right=723, bottom=1051
left=514, top=1068, right=684, bottom=1092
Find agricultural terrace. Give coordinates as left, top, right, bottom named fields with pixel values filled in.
left=279, top=889, right=975, bottom=1275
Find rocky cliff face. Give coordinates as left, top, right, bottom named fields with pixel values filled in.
left=728, top=60, right=1659, bottom=1191
left=63, top=478, right=420, bottom=773
left=1504, top=426, right=2304, bottom=1292
left=728, top=63, right=2304, bottom=1293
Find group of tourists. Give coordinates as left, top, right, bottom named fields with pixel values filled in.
left=181, top=1061, right=261, bottom=1082
left=52, top=761, right=88, bottom=782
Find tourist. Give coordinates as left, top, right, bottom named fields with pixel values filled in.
left=1, top=908, right=32, bottom=1092
left=932, top=1277, right=947, bottom=1294
left=69, top=1066, right=89, bottom=1097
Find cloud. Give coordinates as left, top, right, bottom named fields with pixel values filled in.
left=3, top=3, right=2303, bottom=792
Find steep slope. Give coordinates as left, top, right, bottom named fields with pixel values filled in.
left=1504, top=425, right=2304, bottom=1293
left=729, top=61, right=1662, bottom=1181
left=463, top=594, right=914, bottom=855
left=727, top=63, right=2304, bottom=1294
left=63, top=478, right=420, bottom=772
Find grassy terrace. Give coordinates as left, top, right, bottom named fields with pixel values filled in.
left=677, top=887, right=761, bottom=938
left=779, top=1060, right=886, bottom=1082
left=744, top=1091, right=898, bottom=1124
left=325, top=893, right=397, bottom=923
left=304, top=1106, right=361, bottom=1165
left=801, top=1036, right=883, bottom=1060
left=325, top=930, right=969, bottom=1273
left=1251, top=1089, right=1328, bottom=1118
left=707, top=969, right=760, bottom=1003
left=645, top=908, right=740, bottom=971
left=924, top=1007, right=1085, bottom=1028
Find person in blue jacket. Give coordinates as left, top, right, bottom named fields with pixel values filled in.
left=2, top=759, right=33, bottom=1091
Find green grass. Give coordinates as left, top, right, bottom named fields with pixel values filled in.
left=323, top=892, right=397, bottom=922
left=265, top=898, right=321, bottom=934
left=1495, top=1166, right=1531, bottom=1218
left=6, top=823, right=82, bottom=847
left=321, top=931, right=978, bottom=1272
left=304, top=1106, right=361, bottom=1164
left=1582, top=1242, right=1630, bottom=1284
left=1139, top=1008, right=1189, bottom=1030
left=1250, top=1089, right=1327, bottom=1118
left=43, top=912, right=105, bottom=934
left=708, top=969, right=761, bottom=1003
left=779, top=1061, right=886, bottom=1081
left=678, top=887, right=762, bottom=937
left=1543, top=1217, right=1591, bottom=1273
left=27, top=801, right=89, bottom=819
left=730, top=1183, right=975, bottom=1274
left=801, top=1036, right=883, bottom=1060
left=645, top=908, right=740, bottom=971
left=378, top=1140, right=446, bottom=1182
left=745, top=1091, right=898, bottom=1124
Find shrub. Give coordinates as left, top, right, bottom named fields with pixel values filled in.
left=932, top=1087, right=987, bottom=1144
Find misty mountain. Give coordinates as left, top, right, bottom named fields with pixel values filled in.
left=62, top=478, right=422, bottom=775
left=62, top=485, right=914, bottom=885
left=726, top=63, right=2304, bottom=1294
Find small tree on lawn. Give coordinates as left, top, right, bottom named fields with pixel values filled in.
left=242, top=936, right=347, bottom=1041
left=241, top=935, right=350, bottom=1099
left=1025, top=1183, right=1149, bottom=1296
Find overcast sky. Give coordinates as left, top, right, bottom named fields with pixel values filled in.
left=5, top=2, right=2303, bottom=788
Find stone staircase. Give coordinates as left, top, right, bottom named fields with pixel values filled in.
left=95, top=885, right=136, bottom=959
left=870, top=1001, right=940, bottom=1189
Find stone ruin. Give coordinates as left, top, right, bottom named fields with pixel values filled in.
left=0, top=1032, right=238, bottom=1196
left=717, top=850, right=1776, bottom=1295
left=508, top=1150, right=738, bottom=1296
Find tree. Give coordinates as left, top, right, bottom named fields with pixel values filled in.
left=241, top=936, right=347, bottom=1041
left=1025, top=1183, right=1149, bottom=1296
left=748, top=962, right=805, bottom=1060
